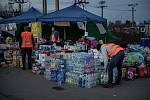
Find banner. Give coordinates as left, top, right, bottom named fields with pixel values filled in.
left=54, top=22, right=70, bottom=26
left=31, top=22, right=42, bottom=38
left=96, top=23, right=106, bottom=34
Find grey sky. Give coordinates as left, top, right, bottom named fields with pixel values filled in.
left=0, top=0, right=149, bottom=22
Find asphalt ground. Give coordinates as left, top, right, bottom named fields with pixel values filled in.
left=0, top=67, right=150, bottom=100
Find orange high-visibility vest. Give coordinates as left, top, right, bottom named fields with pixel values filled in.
left=107, top=43, right=124, bottom=57
left=21, top=31, right=33, bottom=48
left=51, top=31, right=60, bottom=43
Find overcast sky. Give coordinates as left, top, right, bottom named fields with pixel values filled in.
left=0, top=0, right=149, bottom=22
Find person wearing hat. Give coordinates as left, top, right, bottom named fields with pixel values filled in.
left=99, top=40, right=104, bottom=45
left=96, top=43, right=125, bottom=88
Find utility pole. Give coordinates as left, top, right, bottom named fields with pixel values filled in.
left=8, top=0, right=14, bottom=11
left=8, top=0, right=15, bottom=16
left=128, top=3, right=138, bottom=27
left=55, top=0, right=59, bottom=11
left=98, top=0, right=107, bottom=18
left=43, top=0, right=47, bottom=15
left=15, top=0, right=28, bottom=14
left=74, top=0, right=89, bottom=9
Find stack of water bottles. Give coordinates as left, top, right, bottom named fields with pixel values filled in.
left=65, top=72, right=100, bottom=88
left=32, top=50, right=45, bottom=75
left=63, top=52, right=102, bottom=88
left=64, top=43, right=85, bottom=51
left=39, top=45, right=62, bottom=51
left=43, top=54, right=66, bottom=84
left=75, top=43, right=86, bottom=51
left=33, top=47, right=66, bottom=84
left=62, top=52, right=95, bottom=73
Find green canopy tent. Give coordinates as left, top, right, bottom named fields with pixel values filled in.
left=87, top=22, right=121, bottom=43
left=106, top=33, right=121, bottom=43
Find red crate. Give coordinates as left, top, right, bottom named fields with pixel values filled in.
left=138, top=67, right=148, bottom=77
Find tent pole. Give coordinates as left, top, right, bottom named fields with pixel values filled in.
left=105, top=34, right=107, bottom=43
left=84, top=21, right=88, bottom=51
left=84, top=21, right=87, bottom=34
left=64, top=27, right=66, bottom=40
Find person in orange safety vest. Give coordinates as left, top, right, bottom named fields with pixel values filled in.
left=50, top=27, right=60, bottom=45
left=20, top=26, right=35, bottom=70
left=97, top=43, right=125, bottom=88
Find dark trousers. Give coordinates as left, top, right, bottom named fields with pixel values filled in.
left=21, top=48, right=32, bottom=69
left=108, top=50, right=125, bottom=85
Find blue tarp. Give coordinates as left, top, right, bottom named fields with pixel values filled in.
left=38, top=5, right=107, bottom=23
left=0, top=7, right=42, bottom=24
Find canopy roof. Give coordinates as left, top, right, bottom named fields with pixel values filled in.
left=0, top=7, right=42, bottom=24
left=0, top=29, right=14, bottom=38
left=0, top=17, right=3, bottom=20
left=38, top=5, right=107, bottom=23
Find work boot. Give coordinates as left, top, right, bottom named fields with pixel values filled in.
left=22, top=67, right=25, bottom=70
left=28, top=67, right=32, bottom=70
left=102, top=83, right=113, bottom=88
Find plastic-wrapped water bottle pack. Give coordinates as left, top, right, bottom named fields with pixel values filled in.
left=65, top=72, right=101, bottom=88
left=60, top=52, right=97, bottom=73
left=64, top=44, right=86, bottom=51
left=44, top=68, right=66, bottom=83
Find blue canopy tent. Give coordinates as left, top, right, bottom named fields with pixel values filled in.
left=0, top=7, right=42, bottom=24
left=38, top=5, right=107, bottom=40
left=38, top=5, right=107, bottom=23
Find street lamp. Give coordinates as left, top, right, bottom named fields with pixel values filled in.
left=98, top=0, right=107, bottom=18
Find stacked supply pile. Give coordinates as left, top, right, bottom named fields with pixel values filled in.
left=62, top=52, right=100, bottom=73
left=39, top=45, right=62, bottom=51
left=3, top=43, right=21, bottom=67
left=88, top=49, right=104, bottom=71
left=122, top=52, right=144, bottom=80
left=66, top=72, right=100, bottom=88
left=11, top=42, right=21, bottom=67
left=123, top=52, right=144, bottom=67
left=64, top=43, right=85, bottom=51
left=44, top=67, right=65, bottom=84
left=4, top=47, right=13, bottom=64
left=32, top=52, right=50, bottom=75
left=32, top=45, right=66, bottom=85
left=32, top=49, right=66, bottom=84
left=44, top=54, right=66, bottom=83
left=88, top=49, right=118, bottom=84
left=63, top=52, right=102, bottom=88
left=127, top=44, right=150, bottom=64
left=122, top=44, right=150, bottom=80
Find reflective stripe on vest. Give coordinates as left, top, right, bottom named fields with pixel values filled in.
left=107, top=43, right=124, bottom=57
left=21, top=32, right=33, bottom=48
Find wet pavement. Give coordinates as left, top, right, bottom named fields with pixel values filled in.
left=0, top=67, right=150, bottom=100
